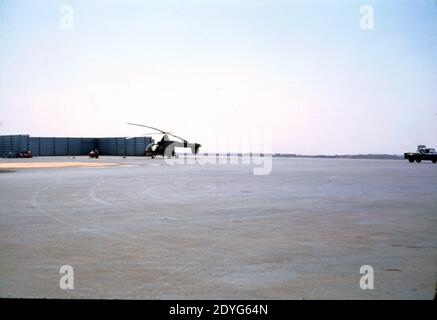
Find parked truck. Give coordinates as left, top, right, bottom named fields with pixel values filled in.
left=404, top=145, right=437, bottom=163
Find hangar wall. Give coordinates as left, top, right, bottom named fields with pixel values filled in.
left=28, top=137, right=98, bottom=156
left=0, top=135, right=153, bottom=157
left=0, top=135, right=29, bottom=156
left=98, top=137, right=153, bottom=156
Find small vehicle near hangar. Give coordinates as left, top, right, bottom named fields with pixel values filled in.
left=404, top=145, right=437, bottom=163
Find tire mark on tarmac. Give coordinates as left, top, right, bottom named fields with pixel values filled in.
left=89, top=184, right=112, bottom=206
left=86, top=183, right=238, bottom=298
left=32, top=182, right=250, bottom=298
left=31, top=183, right=178, bottom=296
left=31, top=184, right=163, bottom=258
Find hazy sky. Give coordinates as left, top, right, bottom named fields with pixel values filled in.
left=1, top=0, right=436, bottom=154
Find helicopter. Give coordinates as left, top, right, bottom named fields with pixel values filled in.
left=127, top=123, right=201, bottom=158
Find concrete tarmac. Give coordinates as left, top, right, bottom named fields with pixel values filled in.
left=0, top=156, right=436, bottom=299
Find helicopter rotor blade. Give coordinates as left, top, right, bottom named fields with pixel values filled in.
left=127, top=123, right=168, bottom=134
left=166, top=132, right=188, bottom=142
left=127, top=122, right=190, bottom=142
left=126, top=133, right=162, bottom=140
